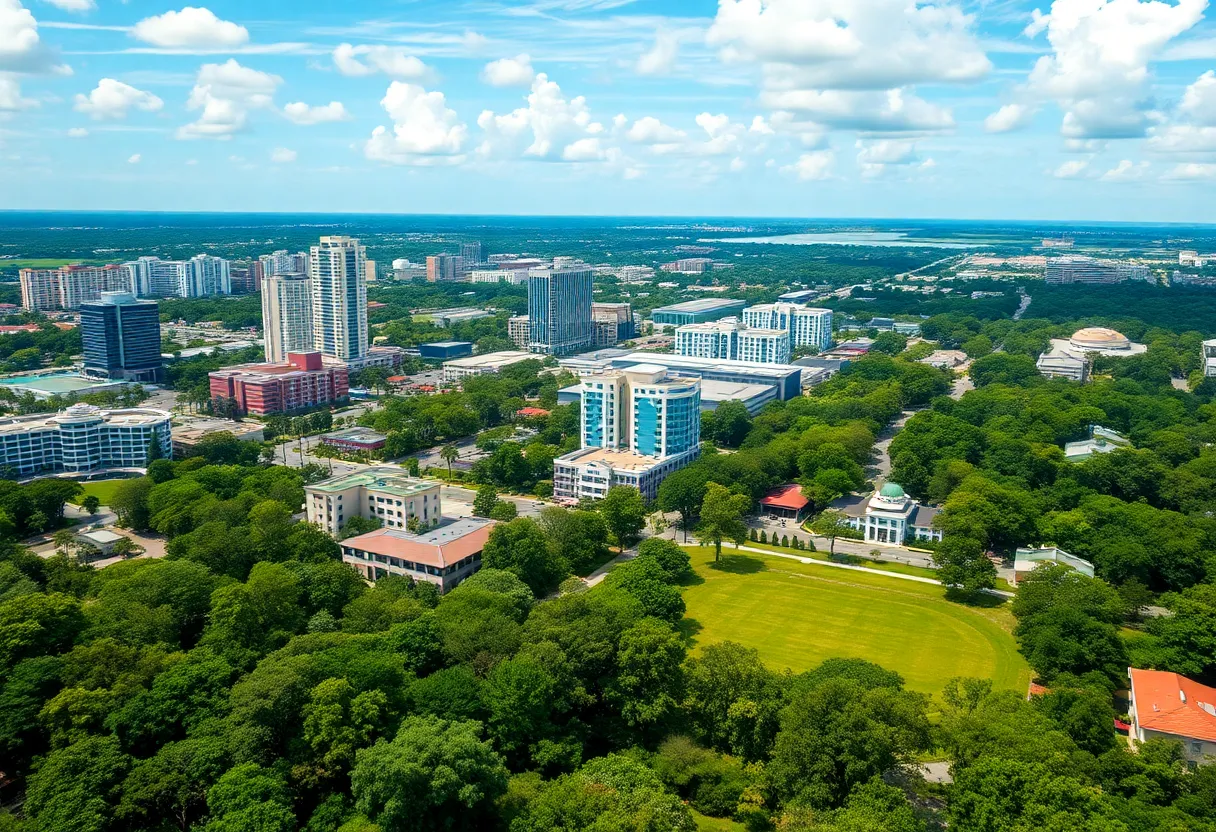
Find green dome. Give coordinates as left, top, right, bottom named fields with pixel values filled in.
left=879, top=483, right=905, bottom=498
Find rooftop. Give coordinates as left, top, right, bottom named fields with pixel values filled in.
left=1130, top=668, right=1216, bottom=743
left=652, top=298, right=746, bottom=313
left=443, top=351, right=535, bottom=370
left=322, top=427, right=388, bottom=444
left=556, top=446, right=684, bottom=473
left=0, top=405, right=170, bottom=435
left=305, top=467, right=437, bottom=498
left=760, top=484, right=810, bottom=511
left=78, top=529, right=125, bottom=544
left=341, top=517, right=494, bottom=569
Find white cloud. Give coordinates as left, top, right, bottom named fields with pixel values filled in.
left=1099, top=159, right=1149, bottom=181
left=74, top=78, right=163, bottom=120
left=1162, top=161, right=1216, bottom=180
left=0, top=76, right=35, bottom=110
left=131, top=7, right=249, bottom=50
left=626, top=116, right=686, bottom=144
left=127, top=153, right=141, bottom=164
left=66, top=126, right=87, bottom=137
left=729, top=156, right=746, bottom=172
left=177, top=59, right=282, bottom=140
left=270, top=147, right=296, bottom=163
left=1, top=0, right=68, bottom=74
left=1024, top=0, right=1206, bottom=139
left=855, top=138, right=925, bottom=177
left=749, top=115, right=774, bottom=135
left=762, top=87, right=953, bottom=133
left=333, top=44, right=429, bottom=80
left=481, top=54, right=534, bottom=88
left=1052, top=158, right=1089, bottom=178
left=477, top=72, right=606, bottom=162
left=365, top=82, right=466, bottom=164
left=636, top=29, right=680, bottom=76
left=1146, top=124, right=1216, bottom=154
left=283, top=100, right=349, bottom=125
left=562, top=137, right=607, bottom=162
left=782, top=150, right=834, bottom=180
left=984, top=103, right=1034, bottom=133
left=1181, top=70, right=1216, bottom=127
left=41, top=0, right=94, bottom=11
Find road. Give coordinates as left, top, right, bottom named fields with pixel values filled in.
left=869, top=409, right=918, bottom=480
left=439, top=484, right=548, bottom=519
left=1012, top=288, right=1032, bottom=321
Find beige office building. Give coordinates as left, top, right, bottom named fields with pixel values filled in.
left=261, top=273, right=314, bottom=364
left=305, top=468, right=442, bottom=536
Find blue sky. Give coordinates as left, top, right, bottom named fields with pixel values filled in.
left=1, top=0, right=1215, bottom=221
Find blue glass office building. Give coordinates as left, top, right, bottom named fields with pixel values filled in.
left=80, top=292, right=163, bottom=383
left=527, top=268, right=594, bottom=356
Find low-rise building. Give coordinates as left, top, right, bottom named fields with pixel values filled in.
left=0, top=404, right=171, bottom=477
left=442, top=351, right=535, bottom=383
left=920, top=350, right=969, bottom=369
left=75, top=528, right=126, bottom=556
left=342, top=345, right=406, bottom=372
left=418, top=341, right=473, bottom=361
left=171, top=421, right=265, bottom=456
left=830, top=483, right=942, bottom=546
left=1036, top=352, right=1090, bottom=382
left=209, top=352, right=349, bottom=416
left=1064, top=425, right=1130, bottom=461
left=1013, top=547, right=1094, bottom=585
left=759, top=484, right=811, bottom=521
left=305, top=468, right=441, bottom=536
left=559, top=350, right=804, bottom=402
left=1128, top=668, right=1216, bottom=765
left=340, top=518, right=492, bottom=591
left=1204, top=339, right=1216, bottom=378
left=320, top=427, right=388, bottom=454
left=553, top=446, right=699, bottom=502
left=651, top=298, right=747, bottom=327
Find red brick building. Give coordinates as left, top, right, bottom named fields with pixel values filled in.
left=209, top=352, right=349, bottom=415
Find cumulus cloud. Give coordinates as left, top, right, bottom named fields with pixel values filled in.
left=283, top=100, right=349, bottom=124
left=365, top=82, right=467, bottom=164
left=1181, top=70, right=1216, bottom=127
left=74, top=78, right=164, bottom=120
left=1, top=0, right=68, bottom=74
left=0, top=75, right=35, bottom=110
left=270, top=147, right=296, bottom=163
left=762, top=87, right=953, bottom=133
left=984, top=103, right=1034, bottom=133
left=636, top=30, right=680, bottom=76
left=1162, top=162, right=1216, bottom=180
left=177, top=59, right=281, bottom=140
left=782, top=150, right=834, bottom=180
left=1100, top=159, right=1149, bottom=181
left=481, top=54, right=534, bottom=87
left=131, top=6, right=249, bottom=50
left=42, top=0, right=94, bottom=11
left=1146, top=124, right=1216, bottom=154
left=562, top=137, right=609, bottom=162
left=127, top=153, right=141, bottom=164
left=477, top=72, right=606, bottom=162
left=855, top=138, right=921, bottom=176
left=333, top=44, right=429, bottom=80
left=1052, top=158, right=1089, bottom=178
left=1024, top=0, right=1205, bottom=139
left=625, top=116, right=686, bottom=144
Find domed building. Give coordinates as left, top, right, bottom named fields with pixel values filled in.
left=829, top=482, right=943, bottom=546
left=1070, top=327, right=1133, bottom=352
left=1036, top=326, right=1147, bottom=382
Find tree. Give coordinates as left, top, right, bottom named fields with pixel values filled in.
left=695, top=483, right=750, bottom=562
left=203, top=763, right=295, bottom=832
left=117, top=736, right=228, bottom=832
left=599, top=486, right=647, bottom=553
left=340, top=515, right=382, bottom=540
left=53, top=529, right=75, bottom=557
left=351, top=716, right=508, bottom=832
left=24, top=735, right=131, bottom=832
left=707, top=400, right=753, bottom=447
left=810, top=510, right=853, bottom=557
left=658, top=466, right=709, bottom=542
left=473, top=485, right=499, bottom=518
left=81, top=495, right=101, bottom=515
left=933, top=536, right=997, bottom=597
left=636, top=537, right=693, bottom=582
left=538, top=507, right=610, bottom=574
left=683, top=641, right=783, bottom=761
left=440, top=444, right=459, bottom=481
left=606, top=618, right=687, bottom=736
left=481, top=518, right=568, bottom=596
left=1147, top=583, right=1216, bottom=681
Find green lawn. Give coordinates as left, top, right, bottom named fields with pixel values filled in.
left=1, top=258, right=105, bottom=270
left=69, top=479, right=128, bottom=506
left=691, top=810, right=744, bottom=831
left=680, top=546, right=1029, bottom=697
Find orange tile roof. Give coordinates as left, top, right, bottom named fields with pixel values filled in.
left=759, top=483, right=810, bottom=511
left=517, top=406, right=550, bottom=417
left=341, top=520, right=493, bottom=569
left=1130, top=668, right=1216, bottom=743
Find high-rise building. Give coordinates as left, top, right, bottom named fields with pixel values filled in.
left=310, top=236, right=368, bottom=362
left=460, top=242, right=483, bottom=269
left=229, top=264, right=261, bottom=295
left=186, top=255, right=231, bottom=296
left=261, top=273, right=314, bottom=364
left=124, top=255, right=232, bottom=298
left=591, top=302, right=637, bottom=347
left=553, top=364, right=701, bottom=500
left=79, top=292, right=163, bottom=382
left=508, top=315, right=530, bottom=349
left=426, top=254, right=462, bottom=282
left=260, top=250, right=308, bottom=277
left=743, top=303, right=833, bottom=350
left=674, top=318, right=791, bottom=364
left=527, top=266, right=594, bottom=356
left=365, top=260, right=378, bottom=282
left=19, top=265, right=134, bottom=311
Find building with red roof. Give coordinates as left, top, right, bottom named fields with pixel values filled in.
left=1129, top=668, right=1216, bottom=764
left=517, top=406, right=551, bottom=418
left=340, top=517, right=493, bottom=592
left=759, top=483, right=811, bottom=521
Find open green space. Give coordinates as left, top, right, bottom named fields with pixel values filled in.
left=680, top=546, right=1029, bottom=696
left=0, top=258, right=104, bottom=270
left=691, top=810, right=745, bottom=831
left=68, top=479, right=127, bottom=507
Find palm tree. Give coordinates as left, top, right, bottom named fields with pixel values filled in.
left=440, top=444, right=459, bottom=481
left=52, top=529, right=76, bottom=557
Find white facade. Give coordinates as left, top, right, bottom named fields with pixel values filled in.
left=20, top=266, right=134, bottom=312
left=261, top=273, right=314, bottom=364
left=261, top=250, right=308, bottom=276
left=442, top=351, right=535, bottom=382
left=305, top=468, right=442, bottom=535
left=186, top=255, right=231, bottom=297
left=833, top=483, right=942, bottom=546
left=743, top=303, right=833, bottom=350
left=0, top=404, right=171, bottom=477
left=310, top=236, right=368, bottom=362
left=124, top=255, right=231, bottom=298
left=674, top=318, right=791, bottom=364
left=1204, top=340, right=1216, bottom=378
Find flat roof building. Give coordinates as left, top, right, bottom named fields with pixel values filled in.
left=1064, top=425, right=1130, bottom=461
left=442, top=351, right=536, bottom=383
left=341, top=517, right=492, bottom=592
left=1013, top=547, right=1094, bottom=585
left=0, top=404, right=170, bottom=477
left=651, top=298, right=747, bottom=327
left=418, top=341, right=474, bottom=360
left=321, top=427, right=388, bottom=453
left=209, top=352, right=349, bottom=416
left=80, top=292, right=163, bottom=383
left=560, top=350, right=804, bottom=402
left=305, top=467, right=442, bottom=536
left=743, top=303, right=833, bottom=350
left=675, top=317, right=792, bottom=365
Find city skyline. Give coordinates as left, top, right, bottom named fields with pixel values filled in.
left=0, top=1, right=1213, bottom=222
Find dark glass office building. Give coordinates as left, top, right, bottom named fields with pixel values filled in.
left=80, top=292, right=164, bottom=383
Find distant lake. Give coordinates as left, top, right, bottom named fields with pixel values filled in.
left=700, top=231, right=984, bottom=249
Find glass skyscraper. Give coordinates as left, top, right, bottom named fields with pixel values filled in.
left=79, top=292, right=163, bottom=382
left=527, top=267, right=594, bottom=356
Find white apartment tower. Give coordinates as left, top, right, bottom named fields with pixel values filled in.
left=261, top=273, right=315, bottom=364
left=186, top=255, right=231, bottom=296
left=310, top=236, right=368, bottom=362
left=743, top=303, right=833, bottom=350
left=124, top=255, right=232, bottom=298
left=260, top=250, right=308, bottom=277
left=674, top=317, right=791, bottom=364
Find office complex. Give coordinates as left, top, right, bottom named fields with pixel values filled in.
left=470, top=269, right=529, bottom=285
left=560, top=350, right=805, bottom=401
left=260, top=250, right=308, bottom=277
left=460, top=242, right=483, bottom=268
left=591, top=302, right=638, bottom=347
left=554, top=364, right=701, bottom=501
left=306, top=468, right=442, bottom=535
left=20, top=265, right=134, bottom=312
left=1045, top=256, right=1151, bottom=284
left=80, top=292, right=163, bottom=383
left=209, top=352, right=350, bottom=415
left=426, top=254, right=462, bottom=282
left=261, top=273, right=314, bottom=363
left=508, top=315, right=530, bottom=348
left=674, top=318, right=791, bottom=364
left=743, top=303, right=833, bottom=350
left=661, top=258, right=714, bottom=273
left=651, top=298, right=747, bottom=327
left=442, top=351, right=535, bottom=383
left=527, top=266, right=594, bottom=355
left=0, top=404, right=171, bottom=478
left=310, top=236, right=368, bottom=363
left=122, top=255, right=231, bottom=298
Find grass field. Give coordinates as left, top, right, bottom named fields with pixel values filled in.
left=69, top=479, right=127, bottom=506
left=691, top=810, right=744, bottom=831
left=680, top=546, right=1029, bottom=696
left=0, top=258, right=105, bottom=270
